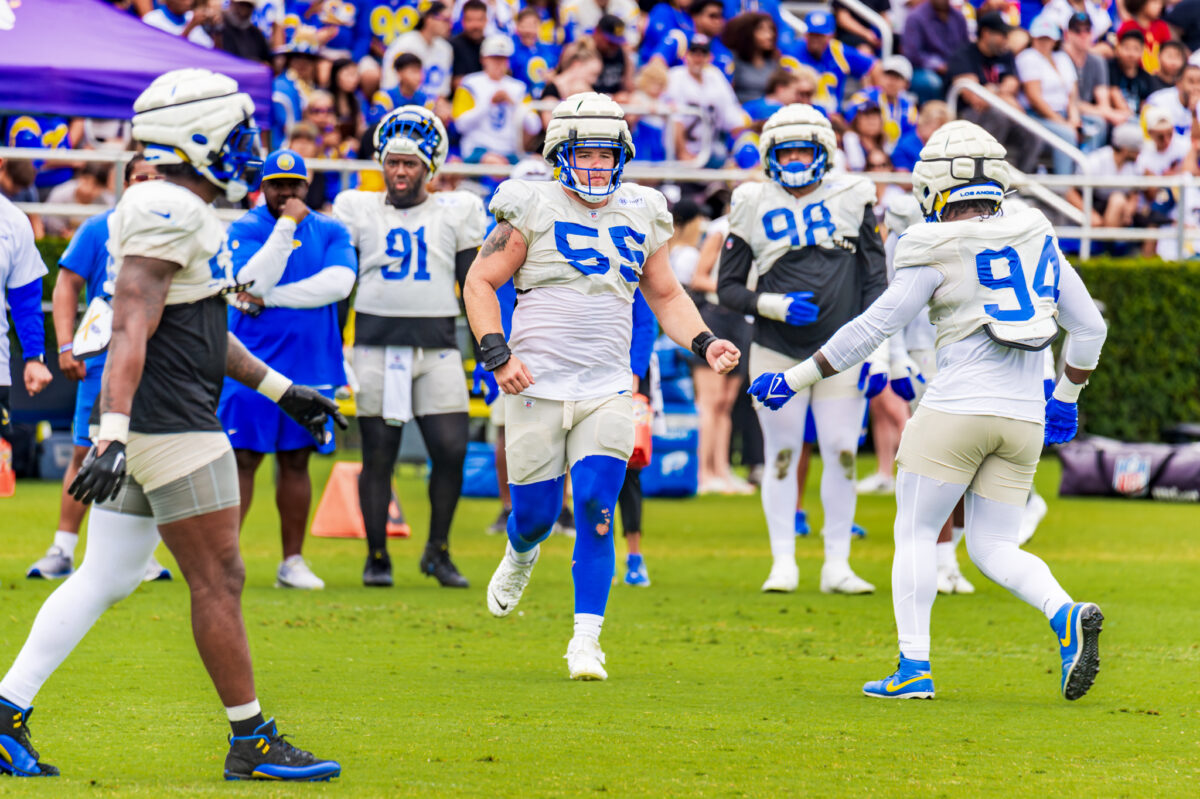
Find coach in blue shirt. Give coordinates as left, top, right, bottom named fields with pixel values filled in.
left=786, top=10, right=878, bottom=122
left=218, top=150, right=357, bottom=590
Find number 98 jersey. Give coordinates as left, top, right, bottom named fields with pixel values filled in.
left=333, top=189, right=486, bottom=319
left=894, top=206, right=1063, bottom=350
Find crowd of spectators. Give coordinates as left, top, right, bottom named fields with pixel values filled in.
left=8, top=0, right=1200, bottom=256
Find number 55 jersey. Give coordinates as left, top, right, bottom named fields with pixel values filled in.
left=719, top=175, right=886, bottom=361
left=489, top=179, right=673, bottom=401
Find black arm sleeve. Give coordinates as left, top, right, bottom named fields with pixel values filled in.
left=857, top=207, right=888, bottom=311
left=715, top=234, right=759, bottom=315
left=456, top=248, right=482, bottom=361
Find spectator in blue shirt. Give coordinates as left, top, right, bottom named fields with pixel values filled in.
left=845, top=55, right=917, bottom=153
left=743, top=68, right=803, bottom=124
left=640, top=0, right=692, bottom=65
left=272, top=36, right=321, bottom=147
left=219, top=150, right=358, bottom=591
left=369, top=53, right=437, bottom=125
left=511, top=7, right=560, bottom=98
left=652, top=1, right=736, bottom=81
left=902, top=0, right=970, bottom=103
left=890, top=100, right=951, bottom=172
left=786, top=10, right=877, bottom=121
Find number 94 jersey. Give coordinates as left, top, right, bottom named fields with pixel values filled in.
left=333, top=189, right=486, bottom=318
left=894, top=206, right=1063, bottom=350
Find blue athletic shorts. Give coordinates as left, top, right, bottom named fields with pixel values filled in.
left=73, top=366, right=104, bottom=447
left=217, top=382, right=337, bottom=455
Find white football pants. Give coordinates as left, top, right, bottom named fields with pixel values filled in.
left=892, top=469, right=1073, bottom=661
left=0, top=508, right=159, bottom=708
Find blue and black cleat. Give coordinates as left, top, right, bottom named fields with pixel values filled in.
left=1051, top=602, right=1103, bottom=700
left=862, top=657, right=935, bottom=699
left=223, top=719, right=340, bottom=782
left=0, top=698, right=58, bottom=777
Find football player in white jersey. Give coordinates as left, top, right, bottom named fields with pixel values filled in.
left=333, top=106, right=487, bottom=589
left=750, top=121, right=1108, bottom=701
left=0, top=70, right=343, bottom=779
left=463, top=93, right=740, bottom=680
left=717, top=104, right=887, bottom=596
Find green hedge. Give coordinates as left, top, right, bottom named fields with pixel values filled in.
left=28, top=242, right=1200, bottom=441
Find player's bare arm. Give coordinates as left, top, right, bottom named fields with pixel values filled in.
left=639, top=244, right=740, bottom=375
left=463, top=220, right=534, bottom=394
left=52, top=268, right=87, bottom=382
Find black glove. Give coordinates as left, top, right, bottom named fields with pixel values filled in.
left=68, top=441, right=127, bottom=505
left=278, top=384, right=349, bottom=445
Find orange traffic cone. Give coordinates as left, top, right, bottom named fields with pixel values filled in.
left=310, top=461, right=410, bottom=538
left=0, top=438, right=14, bottom=498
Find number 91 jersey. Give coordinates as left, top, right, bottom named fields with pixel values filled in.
left=894, top=206, right=1063, bottom=350
left=333, top=189, right=486, bottom=318
left=489, top=180, right=673, bottom=301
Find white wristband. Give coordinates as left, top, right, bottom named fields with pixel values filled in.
left=97, top=413, right=131, bottom=444
left=783, top=358, right=824, bottom=392
left=1052, top=378, right=1085, bottom=403
left=756, top=293, right=790, bottom=322
left=256, top=368, right=293, bottom=402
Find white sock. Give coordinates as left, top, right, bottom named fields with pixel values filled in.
left=811, top=397, right=868, bottom=562
left=936, top=541, right=956, bottom=570
left=756, top=400, right=808, bottom=561
left=892, top=470, right=967, bottom=662
left=573, top=613, right=604, bottom=641
left=226, top=699, right=262, bottom=723
left=509, top=541, right=538, bottom=564
left=963, top=492, right=1072, bottom=619
left=0, top=508, right=159, bottom=708
left=54, top=531, right=78, bottom=558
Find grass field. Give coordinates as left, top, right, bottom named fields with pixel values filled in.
left=1, top=454, right=1197, bottom=797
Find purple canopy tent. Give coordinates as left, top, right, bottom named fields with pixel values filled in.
left=0, top=0, right=271, bottom=124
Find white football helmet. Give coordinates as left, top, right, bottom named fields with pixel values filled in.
left=883, top=194, right=923, bottom=237
left=759, top=104, right=837, bottom=189
left=912, top=120, right=1013, bottom=221
left=132, top=69, right=263, bottom=203
left=373, top=105, right=449, bottom=177
left=543, top=92, right=635, bottom=199
left=510, top=157, right=554, bottom=182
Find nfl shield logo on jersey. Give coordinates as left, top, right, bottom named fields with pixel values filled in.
left=1112, top=453, right=1151, bottom=496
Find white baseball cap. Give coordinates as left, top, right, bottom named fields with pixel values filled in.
left=1029, top=14, right=1062, bottom=40
left=481, top=35, right=515, bottom=59
left=882, top=55, right=912, bottom=83
left=1144, top=106, right=1173, bottom=131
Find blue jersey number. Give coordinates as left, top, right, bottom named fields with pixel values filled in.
left=1031, top=235, right=1062, bottom=301
left=763, top=201, right=836, bottom=247
left=975, top=246, right=1035, bottom=322
left=383, top=226, right=429, bottom=281
left=554, top=221, right=644, bottom=283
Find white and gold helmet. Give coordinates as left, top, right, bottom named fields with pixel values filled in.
left=542, top=92, right=634, bottom=199
left=759, top=104, right=837, bottom=189
left=912, top=120, right=1013, bottom=221
left=133, top=69, right=263, bottom=202
left=373, top=105, right=449, bottom=177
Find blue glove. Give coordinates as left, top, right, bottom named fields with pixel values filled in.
left=784, top=291, right=820, bottom=326
left=748, top=372, right=796, bottom=410
left=734, top=141, right=760, bottom=169
left=1044, top=398, right=1078, bottom=444
left=1044, top=378, right=1056, bottom=400
left=472, top=362, right=500, bottom=405
left=858, top=362, right=888, bottom=399
left=888, top=356, right=925, bottom=401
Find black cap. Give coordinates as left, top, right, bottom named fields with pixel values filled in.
left=1067, top=11, right=1092, bottom=31
left=596, top=14, right=627, bottom=45
left=688, top=33, right=712, bottom=53
left=977, top=12, right=1012, bottom=34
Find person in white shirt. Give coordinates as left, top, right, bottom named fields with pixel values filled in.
left=1041, top=0, right=1112, bottom=43
left=380, top=2, right=455, bottom=96
left=1137, top=106, right=1190, bottom=176
left=751, top=121, right=1108, bottom=703
left=1142, top=64, right=1200, bottom=140
left=1016, top=15, right=1079, bottom=174
left=452, top=35, right=542, bottom=164
left=1067, top=122, right=1142, bottom=229
left=662, top=35, right=753, bottom=167
left=563, top=0, right=641, bottom=46
left=142, top=0, right=216, bottom=48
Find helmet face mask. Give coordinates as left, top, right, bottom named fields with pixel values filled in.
left=768, top=141, right=828, bottom=189
left=758, top=104, right=836, bottom=190
left=555, top=138, right=626, bottom=199
left=542, top=92, right=634, bottom=201
left=373, top=106, right=448, bottom=178
left=198, top=118, right=265, bottom=203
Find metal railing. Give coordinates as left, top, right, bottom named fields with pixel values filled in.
left=780, top=1, right=894, bottom=60
left=5, top=146, right=1199, bottom=259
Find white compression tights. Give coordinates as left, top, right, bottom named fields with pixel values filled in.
left=757, top=394, right=867, bottom=563
left=892, top=470, right=1072, bottom=661
left=0, top=508, right=160, bottom=708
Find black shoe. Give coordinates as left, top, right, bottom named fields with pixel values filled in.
left=224, top=718, right=340, bottom=781
left=362, top=550, right=393, bottom=587
left=420, top=545, right=469, bottom=588
left=0, top=698, right=58, bottom=777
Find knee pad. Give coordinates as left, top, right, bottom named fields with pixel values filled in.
left=509, top=476, right=565, bottom=542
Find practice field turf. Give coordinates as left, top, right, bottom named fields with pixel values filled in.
left=1, top=456, right=1197, bottom=797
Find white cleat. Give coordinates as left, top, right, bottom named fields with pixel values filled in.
left=855, top=473, right=896, bottom=495
left=143, top=555, right=173, bottom=582
left=761, top=559, right=800, bottom=592
left=565, top=636, right=607, bottom=681
left=937, top=563, right=975, bottom=595
left=487, top=542, right=538, bottom=617
left=1018, top=492, right=1048, bottom=545
left=275, top=555, right=324, bottom=589
left=820, top=562, right=875, bottom=594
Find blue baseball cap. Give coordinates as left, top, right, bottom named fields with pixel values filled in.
left=261, top=149, right=309, bottom=182
left=805, top=11, right=835, bottom=36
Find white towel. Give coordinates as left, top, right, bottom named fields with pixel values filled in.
left=382, top=346, right=415, bottom=425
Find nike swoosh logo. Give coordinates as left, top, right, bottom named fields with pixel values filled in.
left=150, top=210, right=171, bottom=219
left=886, top=675, right=928, bottom=692
left=1060, top=605, right=1075, bottom=647
left=490, top=590, right=508, bottom=611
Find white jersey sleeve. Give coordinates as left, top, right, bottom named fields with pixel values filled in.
left=489, top=178, right=540, bottom=243
left=454, top=191, right=487, bottom=253
left=107, top=181, right=227, bottom=305
left=727, top=182, right=765, bottom=244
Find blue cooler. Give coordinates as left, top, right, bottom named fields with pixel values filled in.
left=641, top=427, right=700, bottom=497
left=461, top=441, right=500, bottom=498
